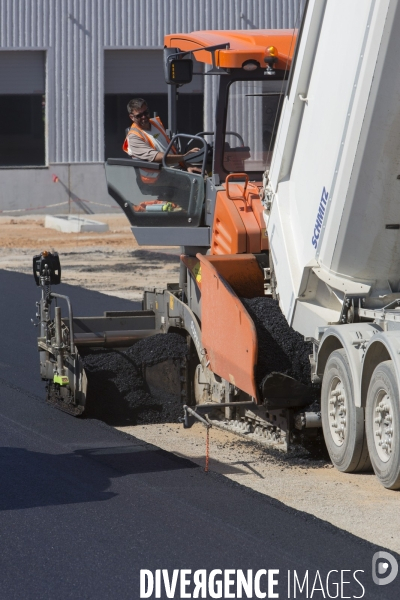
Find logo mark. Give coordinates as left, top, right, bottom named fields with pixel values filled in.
left=372, top=551, right=398, bottom=586
left=311, top=187, right=329, bottom=249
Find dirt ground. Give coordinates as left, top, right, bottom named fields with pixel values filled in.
left=2, top=213, right=400, bottom=553
left=0, top=214, right=180, bottom=301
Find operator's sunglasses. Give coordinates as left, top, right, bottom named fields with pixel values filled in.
left=133, top=109, right=150, bottom=119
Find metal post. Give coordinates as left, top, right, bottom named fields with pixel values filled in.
left=168, top=84, right=177, bottom=134
left=179, top=251, right=187, bottom=302
left=225, top=381, right=234, bottom=421
left=54, top=306, right=64, bottom=375
left=183, top=405, right=210, bottom=428
left=50, top=293, right=75, bottom=355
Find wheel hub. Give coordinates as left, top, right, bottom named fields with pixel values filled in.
left=328, top=379, right=347, bottom=446
left=373, top=392, right=394, bottom=463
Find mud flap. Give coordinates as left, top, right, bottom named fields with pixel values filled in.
left=262, top=372, right=313, bottom=410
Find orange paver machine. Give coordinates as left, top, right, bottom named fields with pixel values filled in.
left=35, top=29, right=307, bottom=451
left=105, top=29, right=304, bottom=447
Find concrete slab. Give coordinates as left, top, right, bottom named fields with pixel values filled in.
left=44, top=214, right=109, bottom=233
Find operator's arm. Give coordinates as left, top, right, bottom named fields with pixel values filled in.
left=153, top=147, right=200, bottom=166
left=127, top=134, right=199, bottom=166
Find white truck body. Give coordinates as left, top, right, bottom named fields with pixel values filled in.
left=266, top=0, right=400, bottom=336
left=264, top=0, right=400, bottom=488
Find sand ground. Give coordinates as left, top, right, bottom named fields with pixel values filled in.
left=0, top=214, right=180, bottom=301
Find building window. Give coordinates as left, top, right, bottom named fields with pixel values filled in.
left=0, top=94, right=45, bottom=166
left=0, top=50, right=46, bottom=167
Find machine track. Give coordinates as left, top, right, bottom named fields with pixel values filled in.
left=208, top=416, right=289, bottom=451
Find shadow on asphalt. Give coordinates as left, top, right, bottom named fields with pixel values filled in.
left=0, top=444, right=197, bottom=511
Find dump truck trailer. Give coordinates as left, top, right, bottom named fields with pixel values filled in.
left=34, top=1, right=400, bottom=490
left=263, top=0, right=400, bottom=489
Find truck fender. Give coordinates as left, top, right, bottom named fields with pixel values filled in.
left=317, top=323, right=380, bottom=407
left=361, top=331, right=400, bottom=408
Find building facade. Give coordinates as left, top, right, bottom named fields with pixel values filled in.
left=0, top=0, right=304, bottom=213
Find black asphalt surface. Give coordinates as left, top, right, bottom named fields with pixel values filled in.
left=0, top=269, right=398, bottom=599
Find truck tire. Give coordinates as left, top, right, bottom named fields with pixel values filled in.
left=365, top=360, right=400, bottom=490
left=321, top=349, right=370, bottom=473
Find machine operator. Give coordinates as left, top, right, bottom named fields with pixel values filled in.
left=123, top=97, right=201, bottom=173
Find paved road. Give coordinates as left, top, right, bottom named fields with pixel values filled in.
left=0, top=269, right=398, bottom=599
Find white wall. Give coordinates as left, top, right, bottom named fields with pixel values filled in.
left=0, top=164, right=116, bottom=215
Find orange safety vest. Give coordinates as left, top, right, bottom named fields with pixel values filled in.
left=122, top=117, right=177, bottom=184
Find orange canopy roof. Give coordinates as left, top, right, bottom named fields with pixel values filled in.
left=164, top=30, right=296, bottom=70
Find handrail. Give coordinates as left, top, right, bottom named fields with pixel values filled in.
left=225, top=173, right=249, bottom=200
left=194, top=131, right=243, bottom=145
left=225, top=131, right=245, bottom=146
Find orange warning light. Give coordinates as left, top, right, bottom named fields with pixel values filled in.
left=266, top=46, right=278, bottom=57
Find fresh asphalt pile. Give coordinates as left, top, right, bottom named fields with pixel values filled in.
left=241, top=297, right=314, bottom=390
left=81, top=333, right=188, bottom=424
left=81, top=298, right=314, bottom=425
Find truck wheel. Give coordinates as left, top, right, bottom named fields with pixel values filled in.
left=321, top=349, right=370, bottom=472
left=365, top=360, right=400, bottom=490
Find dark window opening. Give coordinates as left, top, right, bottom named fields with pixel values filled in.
left=104, top=93, right=204, bottom=160
left=0, top=95, right=45, bottom=167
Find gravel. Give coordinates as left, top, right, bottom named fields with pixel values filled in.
left=241, top=297, right=314, bottom=389
left=81, top=333, right=188, bottom=425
